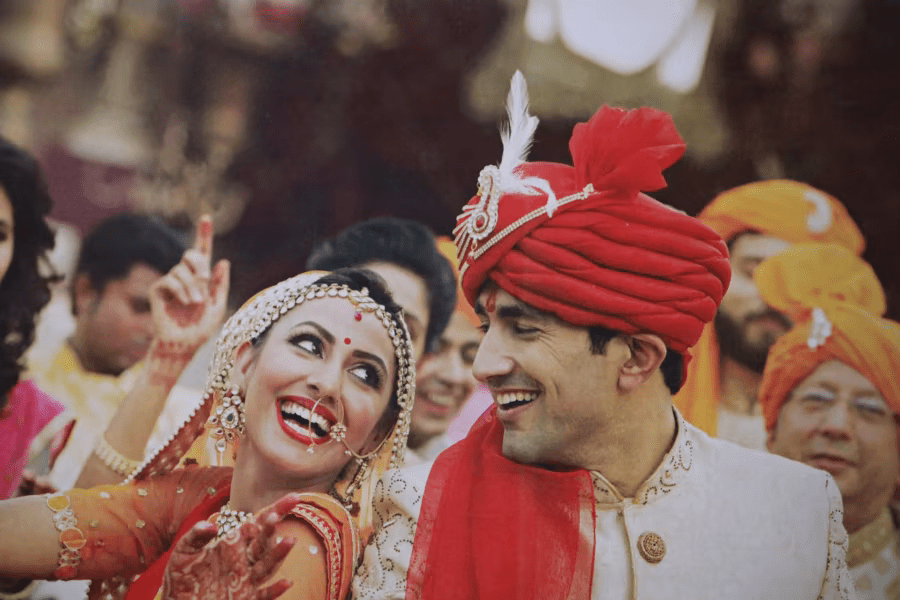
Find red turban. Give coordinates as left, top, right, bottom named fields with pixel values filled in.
left=455, top=105, right=731, bottom=366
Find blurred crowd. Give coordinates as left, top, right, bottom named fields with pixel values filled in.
left=0, top=1, right=899, bottom=599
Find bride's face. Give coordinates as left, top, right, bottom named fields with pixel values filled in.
left=236, top=295, right=397, bottom=483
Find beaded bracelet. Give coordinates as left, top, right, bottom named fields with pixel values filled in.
left=93, top=435, right=142, bottom=478
left=46, top=493, right=85, bottom=580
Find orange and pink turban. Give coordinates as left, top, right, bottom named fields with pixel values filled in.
left=756, top=243, right=900, bottom=430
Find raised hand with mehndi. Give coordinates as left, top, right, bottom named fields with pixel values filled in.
left=162, top=493, right=300, bottom=600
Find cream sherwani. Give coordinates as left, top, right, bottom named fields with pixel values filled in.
left=848, top=507, right=900, bottom=599
left=353, top=411, right=856, bottom=599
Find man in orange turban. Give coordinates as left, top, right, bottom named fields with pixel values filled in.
left=675, top=180, right=865, bottom=449
left=354, top=73, right=853, bottom=600
left=406, top=238, right=485, bottom=462
left=759, top=243, right=900, bottom=600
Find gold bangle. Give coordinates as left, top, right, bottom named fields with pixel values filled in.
left=46, top=493, right=84, bottom=580
left=93, top=435, right=142, bottom=477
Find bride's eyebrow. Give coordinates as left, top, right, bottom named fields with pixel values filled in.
left=353, top=350, right=388, bottom=376
left=292, top=321, right=335, bottom=346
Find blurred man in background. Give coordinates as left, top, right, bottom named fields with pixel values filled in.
left=306, top=217, right=456, bottom=364
left=28, top=213, right=199, bottom=490
left=674, top=180, right=865, bottom=450
left=406, top=238, right=483, bottom=462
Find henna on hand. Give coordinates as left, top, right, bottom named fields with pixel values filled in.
left=149, top=215, right=230, bottom=366
left=161, top=494, right=302, bottom=600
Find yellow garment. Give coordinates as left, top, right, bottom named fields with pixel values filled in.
left=28, top=343, right=200, bottom=490
left=436, top=237, right=480, bottom=327
left=675, top=183, right=866, bottom=436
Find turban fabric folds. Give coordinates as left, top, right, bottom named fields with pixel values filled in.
left=675, top=181, right=865, bottom=436
left=455, top=106, right=731, bottom=367
left=698, top=180, right=865, bottom=252
left=755, top=244, right=899, bottom=430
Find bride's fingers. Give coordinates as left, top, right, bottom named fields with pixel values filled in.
left=209, top=260, right=230, bottom=301
left=267, top=493, right=305, bottom=521
left=256, top=579, right=292, bottom=600
left=167, top=263, right=204, bottom=304
left=174, top=521, right=218, bottom=555
left=182, top=249, right=212, bottom=282
left=154, top=270, right=193, bottom=306
left=250, top=535, right=295, bottom=583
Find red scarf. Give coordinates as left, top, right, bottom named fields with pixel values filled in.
left=407, top=408, right=596, bottom=599
left=124, top=484, right=231, bottom=600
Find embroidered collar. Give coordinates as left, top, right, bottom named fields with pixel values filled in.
left=847, top=507, right=897, bottom=568
left=590, top=409, right=694, bottom=506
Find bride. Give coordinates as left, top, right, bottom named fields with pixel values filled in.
left=0, top=267, right=415, bottom=600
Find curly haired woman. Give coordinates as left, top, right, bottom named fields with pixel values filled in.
left=0, top=137, right=68, bottom=501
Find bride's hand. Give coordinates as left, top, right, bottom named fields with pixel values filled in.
left=161, top=493, right=301, bottom=600
left=150, top=215, right=230, bottom=351
left=145, top=214, right=230, bottom=386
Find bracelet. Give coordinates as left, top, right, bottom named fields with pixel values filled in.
left=93, top=435, right=142, bottom=477
left=146, top=340, right=197, bottom=387
left=46, top=493, right=84, bottom=580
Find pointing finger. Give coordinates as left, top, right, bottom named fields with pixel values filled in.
left=194, top=215, right=214, bottom=256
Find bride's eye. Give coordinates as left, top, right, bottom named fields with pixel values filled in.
left=290, top=333, right=324, bottom=357
left=349, top=363, right=384, bottom=390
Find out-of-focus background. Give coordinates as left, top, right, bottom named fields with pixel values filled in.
left=2, top=0, right=897, bottom=316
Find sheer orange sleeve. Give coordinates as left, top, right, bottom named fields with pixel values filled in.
left=48, top=467, right=232, bottom=582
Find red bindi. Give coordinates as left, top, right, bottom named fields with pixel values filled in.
left=485, top=289, right=498, bottom=313
left=344, top=337, right=351, bottom=345
left=355, top=311, right=362, bottom=321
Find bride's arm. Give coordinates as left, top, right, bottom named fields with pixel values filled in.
left=162, top=493, right=356, bottom=600
left=0, top=466, right=231, bottom=582
left=0, top=495, right=62, bottom=578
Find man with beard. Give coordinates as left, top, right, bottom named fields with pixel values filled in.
left=674, top=180, right=865, bottom=449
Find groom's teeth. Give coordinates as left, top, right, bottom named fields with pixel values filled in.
left=496, top=391, right=539, bottom=406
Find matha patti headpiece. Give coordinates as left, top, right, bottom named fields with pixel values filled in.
left=128, top=271, right=416, bottom=483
